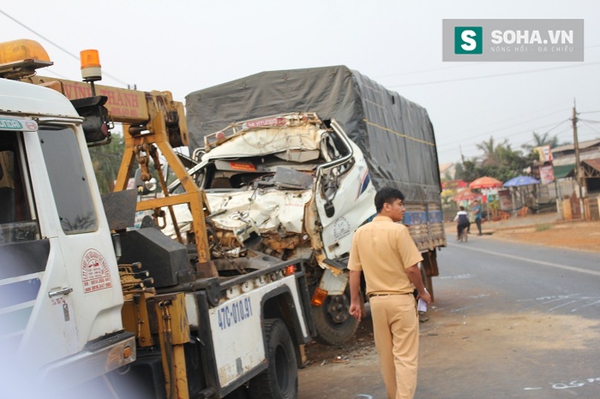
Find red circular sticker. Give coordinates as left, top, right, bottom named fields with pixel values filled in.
left=81, top=249, right=113, bottom=293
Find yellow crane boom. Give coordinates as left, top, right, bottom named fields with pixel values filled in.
left=18, top=76, right=216, bottom=277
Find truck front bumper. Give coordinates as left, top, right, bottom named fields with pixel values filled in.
left=38, top=331, right=136, bottom=387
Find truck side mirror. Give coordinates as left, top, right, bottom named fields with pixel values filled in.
left=71, top=96, right=112, bottom=145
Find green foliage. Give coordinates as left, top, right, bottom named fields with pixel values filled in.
left=488, top=199, right=499, bottom=211
left=441, top=188, right=459, bottom=222
left=535, top=223, right=552, bottom=232
left=453, top=162, right=464, bottom=181
left=475, top=136, right=506, bottom=167
left=456, top=135, right=537, bottom=183
left=458, top=159, right=479, bottom=182
left=521, top=131, right=562, bottom=152
left=88, top=132, right=125, bottom=194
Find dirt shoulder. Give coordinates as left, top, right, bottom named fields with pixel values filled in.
left=483, top=219, right=600, bottom=253
left=303, top=316, right=375, bottom=366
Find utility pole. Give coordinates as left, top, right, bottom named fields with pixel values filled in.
left=572, top=100, right=587, bottom=220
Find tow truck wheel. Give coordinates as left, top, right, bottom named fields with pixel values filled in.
left=248, top=319, right=298, bottom=399
left=311, top=288, right=359, bottom=345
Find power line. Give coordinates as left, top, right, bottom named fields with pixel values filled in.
left=578, top=110, right=600, bottom=115
left=375, top=63, right=479, bottom=79
left=437, top=119, right=571, bottom=158
left=542, top=118, right=571, bottom=134
left=579, top=121, right=600, bottom=136
left=38, top=69, right=72, bottom=80
left=376, top=44, right=600, bottom=82
left=430, top=104, right=600, bottom=162
left=436, top=117, right=569, bottom=151
left=443, top=102, right=570, bottom=138
left=387, top=62, right=600, bottom=88
left=0, top=9, right=130, bottom=86
left=0, top=9, right=79, bottom=60
left=437, top=122, right=578, bottom=163
left=476, top=111, right=568, bottom=139
left=437, top=106, right=600, bottom=160
left=520, top=125, right=572, bottom=145
left=544, top=125, right=572, bottom=139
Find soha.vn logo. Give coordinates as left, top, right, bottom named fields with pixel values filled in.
left=454, top=26, right=483, bottom=54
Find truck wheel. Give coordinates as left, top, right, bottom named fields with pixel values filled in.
left=311, top=289, right=359, bottom=345
left=248, top=319, right=298, bottom=399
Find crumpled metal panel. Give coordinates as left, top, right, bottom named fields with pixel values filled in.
left=206, top=189, right=313, bottom=236
left=186, top=65, right=442, bottom=203
left=202, top=125, right=321, bottom=160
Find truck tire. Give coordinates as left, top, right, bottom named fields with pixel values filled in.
left=311, top=289, right=359, bottom=345
left=248, top=319, right=298, bottom=399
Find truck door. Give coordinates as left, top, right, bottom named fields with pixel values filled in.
left=314, top=121, right=376, bottom=260
left=0, top=125, right=80, bottom=371
left=32, top=122, right=126, bottom=367
left=1, top=120, right=125, bottom=380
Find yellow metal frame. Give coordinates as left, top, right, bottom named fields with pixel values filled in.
left=155, top=293, right=190, bottom=399
left=121, top=294, right=155, bottom=347
left=23, top=75, right=216, bottom=273
left=112, top=91, right=217, bottom=277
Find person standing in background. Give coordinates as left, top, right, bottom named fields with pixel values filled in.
left=472, top=199, right=483, bottom=236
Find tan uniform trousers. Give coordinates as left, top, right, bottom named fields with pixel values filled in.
left=369, top=293, right=419, bottom=399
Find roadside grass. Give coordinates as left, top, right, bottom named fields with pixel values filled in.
left=535, top=223, right=552, bottom=232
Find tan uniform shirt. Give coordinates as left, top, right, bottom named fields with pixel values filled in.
left=347, top=215, right=423, bottom=295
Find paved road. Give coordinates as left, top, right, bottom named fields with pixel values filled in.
left=299, top=235, right=600, bottom=399
left=420, top=236, right=600, bottom=399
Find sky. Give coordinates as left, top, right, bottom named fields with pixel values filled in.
left=2, top=1, right=599, bottom=166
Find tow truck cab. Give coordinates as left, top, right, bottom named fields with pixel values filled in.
left=0, top=75, right=134, bottom=395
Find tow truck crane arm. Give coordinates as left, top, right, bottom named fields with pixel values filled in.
left=21, top=71, right=216, bottom=277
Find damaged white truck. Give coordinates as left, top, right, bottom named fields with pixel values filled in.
left=174, top=66, right=447, bottom=345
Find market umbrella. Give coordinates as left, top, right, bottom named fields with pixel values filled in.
left=503, top=176, right=540, bottom=187
left=469, top=176, right=503, bottom=189
left=504, top=175, right=540, bottom=214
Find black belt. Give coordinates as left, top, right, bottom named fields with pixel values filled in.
left=368, top=292, right=412, bottom=298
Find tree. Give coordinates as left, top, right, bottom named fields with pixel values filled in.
left=453, top=162, right=464, bottom=181
left=88, top=132, right=125, bottom=194
left=456, top=159, right=479, bottom=182
left=475, top=136, right=510, bottom=167
left=456, top=136, right=535, bottom=183
left=521, top=131, right=561, bottom=152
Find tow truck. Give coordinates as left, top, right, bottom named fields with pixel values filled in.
left=0, top=39, right=314, bottom=399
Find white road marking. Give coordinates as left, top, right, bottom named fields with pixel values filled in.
left=448, top=243, right=600, bottom=277
left=547, top=299, right=581, bottom=312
